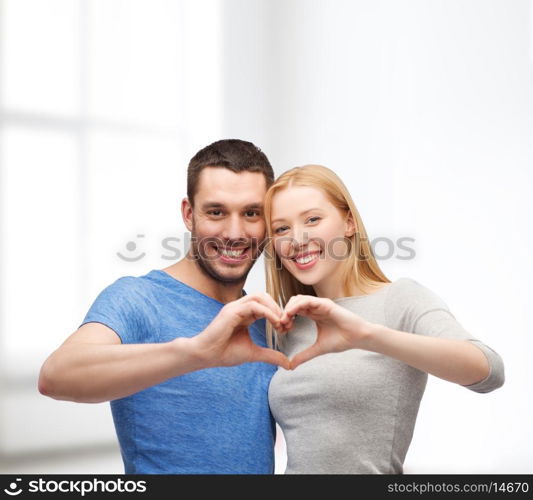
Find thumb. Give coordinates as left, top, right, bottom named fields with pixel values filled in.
left=253, top=346, right=291, bottom=370
left=290, top=343, right=323, bottom=370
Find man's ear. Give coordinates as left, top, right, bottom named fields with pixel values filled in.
left=345, top=214, right=356, bottom=238
left=181, top=197, right=194, bottom=232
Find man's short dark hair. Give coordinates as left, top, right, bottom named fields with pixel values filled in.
left=187, top=139, right=274, bottom=205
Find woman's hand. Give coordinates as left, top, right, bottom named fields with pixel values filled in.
left=280, top=295, right=496, bottom=388
left=279, top=295, right=373, bottom=369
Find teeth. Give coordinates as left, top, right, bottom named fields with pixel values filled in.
left=220, top=248, right=246, bottom=258
left=295, top=253, right=318, bottom=264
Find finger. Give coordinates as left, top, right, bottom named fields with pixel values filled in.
left=279, top=313, right=296, bottom=332
left=253, top=346, right=291, bottom=370
left=238, top=302, right=282, bottom=330
left=282, top=295, right=318, bottom=321
left=280, top=294, right=322, bottom=329
left=240, top=291, right=281, bottom=315
left=279, top=310, right=293, bottom=327
left=290, top=342, right=323, bottom=370
left=280, top=295, right=304, bottom=324
left=258, top=292, right=284, bottom=319
left=288, top=296, right=331, bottom=322
left=241, top=292, right=283, bottom=320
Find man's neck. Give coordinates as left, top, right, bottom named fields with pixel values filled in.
left=161, top=257, right=245, bottom=304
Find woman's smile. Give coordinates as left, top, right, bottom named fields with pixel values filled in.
left=290, top=250, right=321, bottom=270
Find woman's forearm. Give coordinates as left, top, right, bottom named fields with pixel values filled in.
left=359, top=323, right=490, bottom=386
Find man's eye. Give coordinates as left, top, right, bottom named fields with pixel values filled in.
left=208, top=210, right=223, bottom=216
left=245, top=210, right=261, bottom=217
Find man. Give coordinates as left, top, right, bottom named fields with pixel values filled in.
left=38, top=139, right=289, bottom=474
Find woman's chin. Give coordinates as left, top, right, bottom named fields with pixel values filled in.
left=286, top=270, right=320, bottom=287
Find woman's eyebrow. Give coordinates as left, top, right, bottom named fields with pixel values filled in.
left=271, top=207, right=322, bottom=224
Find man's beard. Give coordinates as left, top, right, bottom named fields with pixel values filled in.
left=188, top=226, right=265, bottom=286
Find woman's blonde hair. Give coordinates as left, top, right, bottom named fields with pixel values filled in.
left=263, top=165, right=389, bottom=347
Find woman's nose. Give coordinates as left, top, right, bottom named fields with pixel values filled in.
left=290, top=227, right=310, bottom=250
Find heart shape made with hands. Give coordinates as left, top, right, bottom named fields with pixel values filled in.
left=272, top=294, right=373, bottom=370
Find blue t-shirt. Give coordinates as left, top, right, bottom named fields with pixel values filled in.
left=79, top=269, right=277, bottom=474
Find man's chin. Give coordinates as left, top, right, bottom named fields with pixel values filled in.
left=197, top=259, right=252, bottom=285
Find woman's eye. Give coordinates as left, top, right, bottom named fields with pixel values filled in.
left=274, top=226, right=288, bottom=234
left=307, top=216, right=321, bottom=223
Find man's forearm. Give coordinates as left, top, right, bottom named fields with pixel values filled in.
left=38, top=338, right=207, bottom=403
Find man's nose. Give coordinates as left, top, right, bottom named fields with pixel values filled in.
left=221, top=215, right=247, bottom=241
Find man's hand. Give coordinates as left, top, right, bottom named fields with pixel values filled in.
left=186, top=293, right=290, bottom=369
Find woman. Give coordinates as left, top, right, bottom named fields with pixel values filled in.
left=264, top=165, right=504, bottom=474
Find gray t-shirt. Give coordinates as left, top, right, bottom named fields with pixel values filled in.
left=268, top=277, right=505, bottom=474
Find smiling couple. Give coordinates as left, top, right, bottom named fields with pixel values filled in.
left=39, top=139, right=504, bottom=474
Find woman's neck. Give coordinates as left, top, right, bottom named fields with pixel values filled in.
left=313, top=277, right=387, bottom=300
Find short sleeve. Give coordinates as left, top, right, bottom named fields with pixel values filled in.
left=79, top=277, right=150, bottom=344
left=386, top=278, right=505, bottom=393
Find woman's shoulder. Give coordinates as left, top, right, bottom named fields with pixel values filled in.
left=389, top=276, right=422, bottom=287
left=384, top=277, right=451, bottom=321
left=387, top=276, right=441, bottom=297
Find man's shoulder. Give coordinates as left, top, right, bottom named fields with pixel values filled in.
left=96, top=271, right=160, bottom=302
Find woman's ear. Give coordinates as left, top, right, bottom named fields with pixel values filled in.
left=181, top=197, right=194, bottom=232
left=345, top=214, right=356, bottom=238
